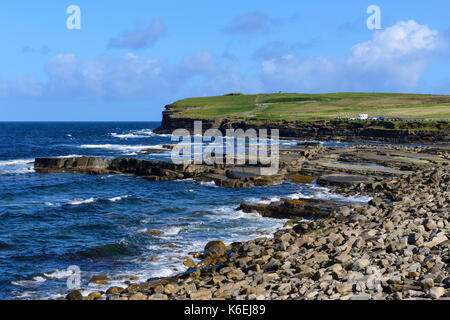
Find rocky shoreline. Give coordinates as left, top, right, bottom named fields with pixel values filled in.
left=38, top=143, right=450, bottom=301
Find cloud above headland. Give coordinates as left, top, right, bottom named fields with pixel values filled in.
left=259, top=20, right=447, bottom=92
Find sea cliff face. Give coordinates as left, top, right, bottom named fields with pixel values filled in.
left=154, top=104, right=450, bottom=144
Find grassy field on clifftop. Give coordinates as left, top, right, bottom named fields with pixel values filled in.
left=170, top=92, right=450, bottom=121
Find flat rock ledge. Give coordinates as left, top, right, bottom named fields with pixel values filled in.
left=34, top=157, right=287, bottom=188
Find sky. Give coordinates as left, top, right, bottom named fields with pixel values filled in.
left=1, top=0, right=450, bottom=121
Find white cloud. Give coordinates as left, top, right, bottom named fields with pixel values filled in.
left=260, top=20, right=447, bottom=92
left=44, top=53, right=184, bottom=99
left=352, top=21, right=443, bottom=60
left=3, top=51, right=260, bottom=100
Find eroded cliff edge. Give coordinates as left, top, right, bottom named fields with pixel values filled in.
left=154, top=104, right=450, bottom=144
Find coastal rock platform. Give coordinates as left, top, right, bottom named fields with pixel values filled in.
left=42, top=143, right=450, bottom=301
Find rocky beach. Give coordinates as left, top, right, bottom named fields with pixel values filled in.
left=37, top=142, right=450, bottom=301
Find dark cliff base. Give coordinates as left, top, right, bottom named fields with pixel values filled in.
left=154, top=105, right=450, bottom=145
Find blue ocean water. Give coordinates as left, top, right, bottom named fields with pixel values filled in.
left=0, top=122, right=371, bottom=300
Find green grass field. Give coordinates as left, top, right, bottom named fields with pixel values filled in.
left=170, top=92, right=450, bottom=121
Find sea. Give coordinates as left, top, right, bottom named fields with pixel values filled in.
left=0, top=122, right=372, bottom=300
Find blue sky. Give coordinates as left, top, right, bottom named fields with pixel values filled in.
left=1, top=0, right=449, bottom=120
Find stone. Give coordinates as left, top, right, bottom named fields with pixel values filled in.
left=66, top=290, right=83, bottom=300
left=108, top=295, right=128, bottom=300
left=212, top=275, right=226, bottom=284
left=164, top=284, right=179, bottom=295
left=424, top=234, right=448, bottom=248
left=352, top=259, right=370, bottom=271
left=429, top=287, right=445, bottom=299
left=424, top=219, right=436, bottom=231
left=279, top=233, right=293, bottom=244
left=147, top=229, right=164, bottom=236
left=264, top=258, right=282, bottom=272
left=336, top=282, right=353, bottom=294
left=227, top=269, right=245, bottom=281
left=408, top=233, right=422, bottom=245
left=184, top=283, right=197, bottom=295
left=183, top=258, right=196, bottom=268
left=349, top=294, right=371, bottom=300
left=106, top=287, right=123, bottom=295
left=382, top=220, right=394, bottom=231
left=204, top=240, right=227, bottom=257
left=421, top=278, right=434, bottom=290
left=388, top=239, right=407, bottom=252
left=148, top=293, right=168, bottom=300
left=405, top=263, right=421, bottom=273
left=335, top=254, right=351, bottom=264
left=87, top=292, right=103, bottom=300
left=90, top=274, right=111, bottom=285
left=366, top=275, right=382, bottom=292
left=129, top=292, right=148, bottom=300
left=190, top=289, right=212, bottom=300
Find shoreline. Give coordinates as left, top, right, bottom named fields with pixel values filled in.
left=52, top=143, right=449, bottom=300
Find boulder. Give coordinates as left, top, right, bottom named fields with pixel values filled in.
left=147, top=229, right=164, bottom=236
left=90, top=274, right=111, bottom=285
left=66, top=290, right=83, bottom=300
left=204, top=241, right=227, bottom=257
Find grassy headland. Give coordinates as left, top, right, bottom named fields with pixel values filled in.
left=170, top=92, right=450, bottom=121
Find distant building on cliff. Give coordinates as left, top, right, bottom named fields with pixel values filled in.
left=357, top=114, right=369, bottom=120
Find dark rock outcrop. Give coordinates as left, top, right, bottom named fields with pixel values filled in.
left=237, top=198, right=347, bottom=219
left=34, top=157, right=112, bottom=174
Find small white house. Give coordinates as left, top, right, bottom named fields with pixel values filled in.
left=357, top=114, right=369, bottom=120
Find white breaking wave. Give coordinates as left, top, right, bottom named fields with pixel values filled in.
left=108, top=196, right=123, bottom=202
left=109, top=129, right=156, bottom=139
left=0, top=159, right=35, bottom=174
left=11, top=279, right=43, bottom=287
left=110, top=133, right=143, bottom=139
left=44, top=202, right=61, bottom=207
left=43, top=269, right=73, bottom=279
left=199, top=181, right=217, bottom=187
left=67, top=195, right=128, bottom=206
left=79, top=144, right=164, bottom=154
left=247, top=196, right=281, bottom=205
left=287, top=186, right=372, bottom=203
left=68, top=198, right=96, bottom=206
left=56, top=154, right=84, bottom=158
left=163, top=226, right=182, bottom=236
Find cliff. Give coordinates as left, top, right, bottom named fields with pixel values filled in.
left=155, top=104, right=450, bottom=144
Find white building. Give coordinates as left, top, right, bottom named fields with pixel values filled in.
left=357, top=114, right=369, bottom=120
